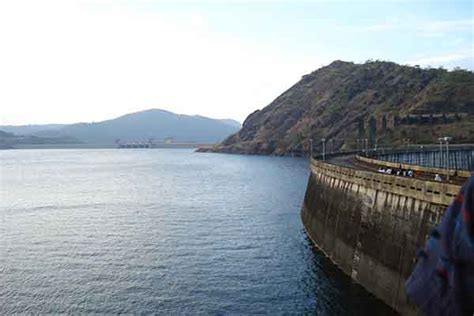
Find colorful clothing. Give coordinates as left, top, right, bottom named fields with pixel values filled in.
left=406, top=175, right=474, bottom=315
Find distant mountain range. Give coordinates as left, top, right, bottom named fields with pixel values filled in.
left=0, top=129, right=80, bottom=149
left=0, top=124, right=67, bottom=136
left=203, top=60, right=474, bottom=155
left=0, top=109, right=241, bottom=146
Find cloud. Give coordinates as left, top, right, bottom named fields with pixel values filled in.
left=357, top=17, right=473, bottom=37
left=416, top=19, right=474, bottom=37
left=406, top=48, right=473, bottom=68
left=355, top=18, right=400, bottom=32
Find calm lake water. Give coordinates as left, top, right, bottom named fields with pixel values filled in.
left=0, top=149, right=394, bottom=314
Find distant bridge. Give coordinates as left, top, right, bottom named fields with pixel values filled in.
left=116, top=141, right=213, bottom=149
left=118, top=142, right=150, bottom=148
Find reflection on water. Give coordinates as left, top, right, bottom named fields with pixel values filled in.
left=0, top=149, right=395, bottom=314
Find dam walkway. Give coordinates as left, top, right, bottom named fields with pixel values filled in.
left=327, top=154, right=468, bottom=185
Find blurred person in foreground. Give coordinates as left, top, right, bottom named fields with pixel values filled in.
left=406, top=175, right=474, bottom=315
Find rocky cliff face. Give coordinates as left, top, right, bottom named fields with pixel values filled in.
left=204, top=60, right=474, bottom=155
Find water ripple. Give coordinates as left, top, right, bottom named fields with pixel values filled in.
left=0, top=149, right=395, bottom=314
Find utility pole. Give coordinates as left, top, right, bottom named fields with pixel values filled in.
left=309, top=139, right=313, bottom=158
left=365, top=138, right=368, bottom=157
left=356, top=139, right=360, bottom=154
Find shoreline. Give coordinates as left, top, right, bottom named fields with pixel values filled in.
left=2, top=143, right=214, bottom=150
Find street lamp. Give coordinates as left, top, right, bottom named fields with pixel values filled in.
left=420, top=145, right=424, bottom=165
left=403, top=138, right=410, bottom=154
left=321, top=138, right=326, bottom=161
left=438, top=136, right=452, bottom=181
left=443, top=136, right=452, bottom=181
left=438, top=137, right=443, bottom=169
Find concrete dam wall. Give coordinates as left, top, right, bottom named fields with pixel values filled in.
left=301, top=158, right=461, bottom=314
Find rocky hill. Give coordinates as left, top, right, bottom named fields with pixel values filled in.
left=203, top=60, right=474, bottom=155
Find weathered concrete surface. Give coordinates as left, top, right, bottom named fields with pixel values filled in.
left=302, top=158, right=461, bottom=315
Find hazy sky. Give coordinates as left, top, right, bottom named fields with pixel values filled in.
left=0, top=0, right=472, bottom=125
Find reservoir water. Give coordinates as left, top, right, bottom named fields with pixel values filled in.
left=0, top=149, right=395, bottom=314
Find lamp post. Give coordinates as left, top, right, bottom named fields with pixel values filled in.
left=438, top=137, right=443, bottom=169
left=443, top=136, right=452, bottom=181
left=420, top=145, right=424, bottom=166
left=322, top=138, right=326, bottom=161
left=403, top=138, right=410, bottom=154
left=446, top=139, right=450, bottom=181
left=438, top=137, right=452, bottom=181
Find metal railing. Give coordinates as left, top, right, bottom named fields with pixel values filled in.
left=310, top=143, right=474, bottom=171
left=369, top=146, right=474, bottom=171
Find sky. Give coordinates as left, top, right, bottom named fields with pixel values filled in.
left=0, top=0, right=472, bottom=125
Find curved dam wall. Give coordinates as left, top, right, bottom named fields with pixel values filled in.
left=301, top=158, right=461, bottom=315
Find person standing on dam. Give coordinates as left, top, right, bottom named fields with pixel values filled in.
left=406, top=175, right=474, bottom=315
